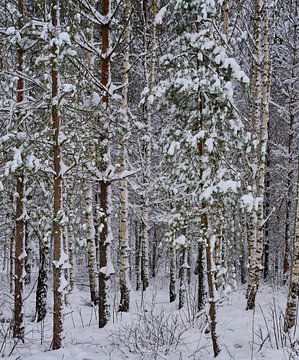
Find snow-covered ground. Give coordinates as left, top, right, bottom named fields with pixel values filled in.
left=1, top=279, right=298, bottom=360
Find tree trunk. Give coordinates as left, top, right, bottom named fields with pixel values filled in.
left=283, top=77, right=296, bottom=283
left=284, top=160, right=299, bottom=332
left=67, top=217, right=75, bottom=293
left=98, top=0, right=112, bottom=329
left=247, top=0, right=270, bottom=310
left=178, top=245, right=187, bottom=310
left=35, top=234, right=50, bottom=322
left=10, top=229, right=14, bottom=294
left=24, top=220, right=31, bottom=285
left=98, top=180, right=112, bottom=328
left=187, top=245, right=191, bottom=285
left=197, top=240, right=205, bottom=311
left=118, top=155, right=130, bottom=311
left=263, top=148, right=270, bottom=281
left=141, top=209, right=149, bottom=291
left=13, top=0, right=25, bottom=341
left=14, top=175, right=25, bottom=340
left=204, top=215, right=221, bottom=357
left=85, top=185, right=98, bottom=305
left=198, top=125, right=220, bottom=356
left=169, top=241, right=176, bottom=303
left=135, top=221, right=141, bottom=291
left=118, top=0, right=131, bottom=313
left=152, top=225, right=158, bottom=278
left=51, top=0, right=64, bottom=349
left=222, top=0, right=228, bottom=39
left=240, top=219, right=247, bottom=285
left=283, top=0, right=299, bottom=331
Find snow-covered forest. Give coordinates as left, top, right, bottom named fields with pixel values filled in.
left=0, top=0, right=298, bottom=359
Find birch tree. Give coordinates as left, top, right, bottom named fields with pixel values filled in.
left=284, top=160, right=299, bottom=331
left=283, top=0, right=299, bottom=332
left=246, top=0, right=271, bottom=310
left=118, top=0, right=131, bottom=313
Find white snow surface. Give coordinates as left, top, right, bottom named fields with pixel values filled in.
left=0, top=280, right=296, bottom=360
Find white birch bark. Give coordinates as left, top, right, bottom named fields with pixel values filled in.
left=118, top=0, right=131, bottom=313
left=85, top=185, right=98, bottom=305
left=247, top=0, right=270, bottom=310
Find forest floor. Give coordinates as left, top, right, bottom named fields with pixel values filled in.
left=1, top=277, right=298, bottom=360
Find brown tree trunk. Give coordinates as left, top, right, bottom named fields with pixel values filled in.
left=178, top=245, right=187, bottom=310
left=169, top=241, right=176, bottom=302
left=14, top=176, right=25, bottom=340
left=10, top=229, right=14, bottom=294
left=98, top=0, right=112, bottom=329
left=222, top=0, right=228, bottom=39
left=197, top=241, right=205, bottom=311
left=51, top=0, right=64, bottom=349
left=135, top=221, right=141, bottom=291
left=13, top=0, right=25, bottom=341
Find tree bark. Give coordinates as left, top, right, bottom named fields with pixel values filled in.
left=51, top=0, right=64, bottom=349
left=36, top=233, right=50, bottom=322
left=284, top=0, right=299, bottom=331
left=13, top=0, right=25, bottom=341
left=204, top=214, right=221, bottom=357
left=284, top=160, right=299, bottom=332
left=247, top=0, right=270, bottom=310
left=198, top=114, right=220, bottom=355
left=169, top=241, right=176, bottom=303
left=197, top=241, right=205, bottom=311
left=178, top=245, right=187, bottom=310
left=152, top=225, right=158, bottom=278
left=85, top=186, right=98, bottom=305
left=135, top=221, right=141, bottom=291
left=98, top=0, right=112, bottom=329
left=10, top=229, right=14, bottom=294
left=118, top=0, right=131, bottom=313
left=14, top=175, right=25, bottom=340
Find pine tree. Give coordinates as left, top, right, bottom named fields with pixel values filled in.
left=156, top=0, right=249, bottom=356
